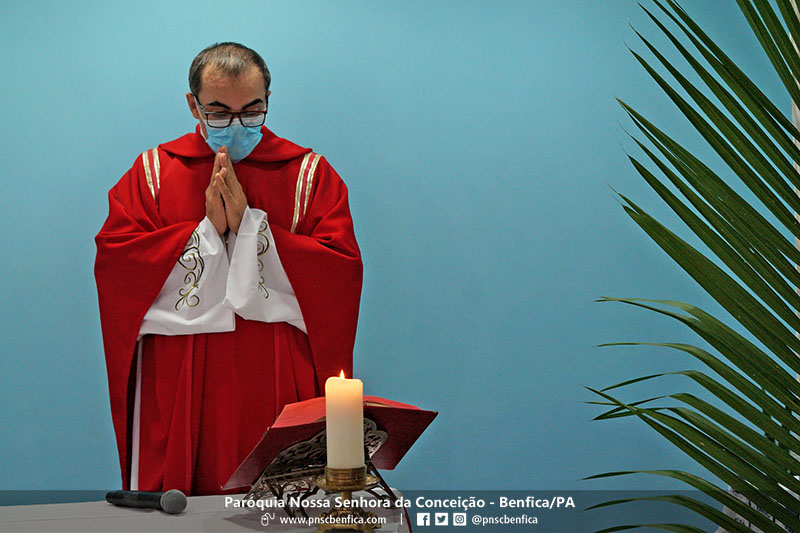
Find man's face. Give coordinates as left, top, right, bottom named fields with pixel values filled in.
left=186, top=64, right=269, bottom=138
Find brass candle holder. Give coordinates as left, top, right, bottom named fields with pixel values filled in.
left=314, top=465, right=381, bottom=531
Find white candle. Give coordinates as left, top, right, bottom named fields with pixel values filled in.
left=325, top=371, right=365, bottom=469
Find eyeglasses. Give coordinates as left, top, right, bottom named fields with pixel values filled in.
left=193, top=96, right=268, bottom=128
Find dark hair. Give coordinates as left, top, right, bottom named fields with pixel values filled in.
left=189, top=42, right=271, bottom=97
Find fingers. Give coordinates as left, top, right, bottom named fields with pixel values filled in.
left=217, top=148, right=237, bottom=181
left=205, top=179, right=219, bottom=199
left=211, top=152, right=222, bottom=184
left=219, top=156, right=244, bottom=200
left=205, top=172, right=227, bottom=235
left=214, top=167, right=234, bottom=203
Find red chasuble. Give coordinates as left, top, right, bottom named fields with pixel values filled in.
left=94, top=126, right=362, bottom=495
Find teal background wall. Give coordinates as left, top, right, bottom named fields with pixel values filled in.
left=0, top=0, right=782, bottom=501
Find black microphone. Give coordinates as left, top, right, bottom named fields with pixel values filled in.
left=105, top=489, right=187, bottom=514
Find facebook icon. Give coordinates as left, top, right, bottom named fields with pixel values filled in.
left=417, top=513, right=430, bottom=526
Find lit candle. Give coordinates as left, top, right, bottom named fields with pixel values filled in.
left=325, top=370, right=365, bottom=469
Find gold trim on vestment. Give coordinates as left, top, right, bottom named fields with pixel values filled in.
left=142, top=151, right=155, bottom=201
left=303, top=154, right=320, bottom=217
left=291, top=153, right=312, bottom=234
left=151, top=148, right=160, bottom=189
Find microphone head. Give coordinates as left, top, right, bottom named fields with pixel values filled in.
left=159, top=489, right=187, bottom=514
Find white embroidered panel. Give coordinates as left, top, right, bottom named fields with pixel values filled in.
left=139, top=217, right=235, bottom=336
left=223, top=207, right=307, bottom=333
left=138, top=208, right=306, bottom=337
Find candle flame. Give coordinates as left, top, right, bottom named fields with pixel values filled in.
left=339, top=370, right=345, bottom=378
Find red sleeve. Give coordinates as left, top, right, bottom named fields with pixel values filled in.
left=93, top=157, right=196, bottom=488
left=270, top=157, right=363, bottom=393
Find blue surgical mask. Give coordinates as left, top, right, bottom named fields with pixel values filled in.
left=202, top=120, right=263, bottom=162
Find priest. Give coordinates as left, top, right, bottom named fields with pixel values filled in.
left=94, top=42, right=363, bottom=495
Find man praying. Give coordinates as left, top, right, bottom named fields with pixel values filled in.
left=94, top=42, right=362, bottom=495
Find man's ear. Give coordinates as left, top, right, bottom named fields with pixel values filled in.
left=186, top=92, right=200, bottom=120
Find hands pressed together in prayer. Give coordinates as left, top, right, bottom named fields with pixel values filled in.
left=205, top=146, right=248, bottom=236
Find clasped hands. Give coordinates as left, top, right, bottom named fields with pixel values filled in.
left=205, top=146, right=247, bottom=236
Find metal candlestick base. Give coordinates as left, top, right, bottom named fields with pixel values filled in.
left=313, top=466, right=381, bottom=531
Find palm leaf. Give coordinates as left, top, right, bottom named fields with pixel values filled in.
left=585, top=469, right=788, bottom=532
left=590, top=1, right=800, bottom=530
left=589, top=388, right=799, bottom=525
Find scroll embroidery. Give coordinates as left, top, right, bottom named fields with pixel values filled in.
left=175, top=230, right=204, bottom=310
left=257, top=218, right=270, bottom=298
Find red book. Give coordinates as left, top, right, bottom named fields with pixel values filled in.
left=224, top=395, right=437, bottom=490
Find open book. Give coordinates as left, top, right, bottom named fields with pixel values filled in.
left=223, top=395, right=437, bottom=490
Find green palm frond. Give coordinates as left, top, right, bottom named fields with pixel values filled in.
left=591, top=1, right=800, bottom=531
